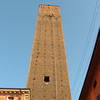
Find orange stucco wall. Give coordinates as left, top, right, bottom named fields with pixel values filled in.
left=0, top=88, right=30, bottom=100
left=0, top=96, right=6, bottom=100
left=86, top=63, right=100, bottom=100
left=0, top=95, right=23, bottom=100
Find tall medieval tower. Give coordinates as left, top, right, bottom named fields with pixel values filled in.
left=27, top=5, right=71, bottom=100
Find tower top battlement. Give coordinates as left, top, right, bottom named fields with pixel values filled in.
left=39, top=4, right=60, bottom=7
left=39, top=5, right=60, bottom=17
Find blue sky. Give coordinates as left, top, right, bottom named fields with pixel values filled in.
left=0, top=0, right=100, bottom=100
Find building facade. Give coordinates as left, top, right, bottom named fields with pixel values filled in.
left=27, top=5, right=71, bottom=100
left=79, top=29, right=100, bottom=100
left=0, top=88, right=30, bottom=100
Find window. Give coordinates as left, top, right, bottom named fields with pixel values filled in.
left=96, top=94, right=100, bottom=100
left=52, top=13, right=54, bottom=17
left=44, top=76, right=50, bottom=83
left=8, top=96, right=14, bottom=100
left=93, top=80, right=97, bottom=89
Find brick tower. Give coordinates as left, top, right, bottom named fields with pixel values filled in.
left=27, top=5, right=71, bottom=100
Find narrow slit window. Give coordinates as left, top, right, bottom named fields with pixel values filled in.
left=44, top=76, right=50, bottom=82
left=93, top=80, right=97, bottom=89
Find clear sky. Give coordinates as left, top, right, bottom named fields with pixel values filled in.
left=0, top=0, right=100, bottom=100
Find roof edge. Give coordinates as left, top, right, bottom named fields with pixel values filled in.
left=0, top=88, right=30, bottom=90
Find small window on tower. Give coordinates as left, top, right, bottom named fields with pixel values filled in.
left=93, top=80, right=97, bottom=89
left=44, top=76, right=50, bottom=83
left=52, top=13, right=54, bottom=17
